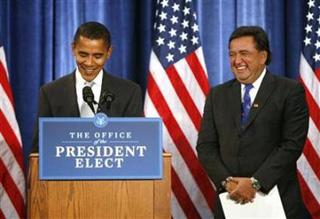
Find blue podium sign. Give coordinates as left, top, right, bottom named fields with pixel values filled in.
left=39, top=113, right=162, bottom=180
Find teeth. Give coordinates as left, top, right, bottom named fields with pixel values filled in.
left=237, top=66, right=246, bottom=70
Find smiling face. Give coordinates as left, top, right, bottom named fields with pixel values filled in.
left=229, top=36, right=267, bottom=84
left=72, top=36, right=112, bottom=82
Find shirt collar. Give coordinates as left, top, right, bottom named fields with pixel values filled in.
left=241, top=67, right=267, bottom=90
left=252, top=67, right=266, bottom=89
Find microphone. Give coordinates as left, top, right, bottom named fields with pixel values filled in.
left=100, top=91, right=115, bottom=110
left=82, top=86, right=97, bottom=114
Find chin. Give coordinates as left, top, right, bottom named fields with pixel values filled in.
left=85, top=71, right=98, bottom=77
left=235, top=76, right=247, bottom=82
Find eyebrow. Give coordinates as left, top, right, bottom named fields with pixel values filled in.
left=78, top=51, right=104, bottom=56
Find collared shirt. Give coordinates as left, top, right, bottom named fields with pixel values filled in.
left=241, top=67, right=266, bottom=105
left=75, top=68, right=103, bottom=113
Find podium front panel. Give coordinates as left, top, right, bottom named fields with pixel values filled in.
left=27, top=153, right=171, bottom=219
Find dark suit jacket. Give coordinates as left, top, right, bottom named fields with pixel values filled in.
left=196, top=72, right=309, bottom=219
left=32, top=70, right=143, bottom=151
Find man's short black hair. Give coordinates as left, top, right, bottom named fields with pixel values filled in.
left=73, top=21, right=111, bottom=47
left=229, top=26, right=271, bottom=65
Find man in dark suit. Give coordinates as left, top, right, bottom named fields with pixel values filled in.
left=196, top=26, right=309, bottom=218
left=33, top=21, right=142, bottom=151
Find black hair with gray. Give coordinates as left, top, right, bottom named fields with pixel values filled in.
left=229, top=26, right=271, bottom=65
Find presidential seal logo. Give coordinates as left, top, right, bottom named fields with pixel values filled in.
left=94, top=113, right=108, bottom=128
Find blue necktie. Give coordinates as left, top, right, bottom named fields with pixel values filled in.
left=241, top=84, right=253, bottom=125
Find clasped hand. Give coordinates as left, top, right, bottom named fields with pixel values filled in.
left=225, top=177, right=257, bottom=204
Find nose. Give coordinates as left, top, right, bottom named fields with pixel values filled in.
left=85, top=56, right=94, bottom=66
left=233, top=54, right=242, bottom=65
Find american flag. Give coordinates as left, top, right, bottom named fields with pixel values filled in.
left=144, top=0, right=215, bottom=218
left=298, top=0, right=320, bottom=218
left=0, top=44, right=25, bottom=218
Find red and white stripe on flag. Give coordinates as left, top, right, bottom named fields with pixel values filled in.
left=144, top=0, right=215, bottom=218
left=298, top=1, right=320, bottom=218
left=0, top=45, right=25, bottom=218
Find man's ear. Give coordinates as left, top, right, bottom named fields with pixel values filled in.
left=260, top=51, right=268, bottom=64
left=107, top=46, right=113, bottom=59
left=71, top=42, right=76, bottom=56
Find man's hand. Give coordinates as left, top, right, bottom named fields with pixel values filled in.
left=228, top=177, right=257, bottom=204
left=225, top=179, right=237, bottom=193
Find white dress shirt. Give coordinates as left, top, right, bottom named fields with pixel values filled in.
left=75, top=68, right=103, bottom=115
left=241, top=67, right=266, bottom=105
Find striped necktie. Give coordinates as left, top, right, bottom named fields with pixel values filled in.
left=241, top=84, right=253, bottom=125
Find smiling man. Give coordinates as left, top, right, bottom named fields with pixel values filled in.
left=196, top=26, right=309, bottom=218
left=32, top=22, right=142, bottom=151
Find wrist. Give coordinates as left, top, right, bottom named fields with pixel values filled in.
left=221, top=176, right=233, bottom=189
left=250, top=177, right=261, bottom=190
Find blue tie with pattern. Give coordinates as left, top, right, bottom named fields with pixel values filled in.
left=241, top=84, right=253, bottom=125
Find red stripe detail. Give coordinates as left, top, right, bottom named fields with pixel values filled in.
left=0, top=209, right=5, bottom=219
left=185, top=52, right=210, bottom=96
left=298, top=172, right=320, bottom=218
left=0, top=160, right=25, bottom=219
left=314, top=68, right=320, bottom=82
left=147, top=73, right=215, bottom=210
left=303, top=139, right=320, bottom=180
left=0, top=110, right=24, bottom=170
left=166, top=65, right=202, bottom=131
left=0, top=60, right=14, bottom=106
left=171, top=168, right=201, bottom=219
left=300, top=80, right=320, bottom=131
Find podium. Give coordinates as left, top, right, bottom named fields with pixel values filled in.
left=27, top=153, right=171, bottom=219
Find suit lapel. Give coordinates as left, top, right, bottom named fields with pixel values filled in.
left=242, top=72, right=276, bottom=130
left=100, top=71, right=110, bottom=103
left=66, top=72, right=80, bottom=116
left=228, top=80, right=242, bottom=132
left=99, top=71, right=114, bottom=116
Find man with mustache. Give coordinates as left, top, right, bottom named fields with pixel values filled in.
left=197, top=26, right=309, bottom=219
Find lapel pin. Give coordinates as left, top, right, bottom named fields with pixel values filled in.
left=253, top=103, right=259, bottom=108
